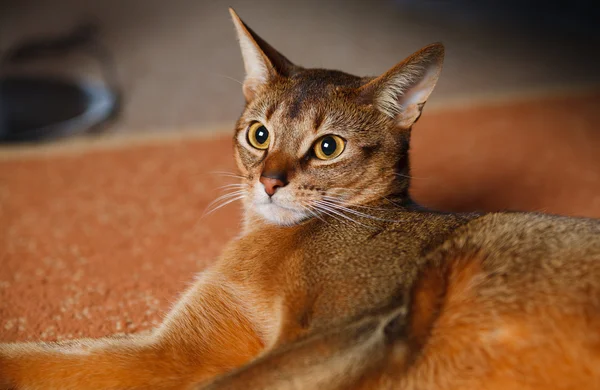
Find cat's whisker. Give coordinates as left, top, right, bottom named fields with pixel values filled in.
left=305, top=201, right=330, bottom=223
left=320, top=200, right=377, bottom=219
left=311, top=204, right=346, bottom=225
left=309, top=200, right=347, bottom=223
left=329, top=187, right=382, bottom=194
left=208, top=190, right=247, bottom=204
left=319, top=207, right=369, bottom=228
left=217, top=183, right=249, bottom=191
left=203, top=193, right=246, bottom=218
left=322, top=196, right=389, bottom=211
left=321, top=200, right=398, bottom=223
left=318, top=197, right=402, bottom=226
left=211, top=175, right=245, bottom=180
left=203, top=195, right=246, bottom=217
left=213, top=73, right=244, bottom=86
left=323, top=196, right=393, bottom=214
left=301, top=203, right=327, bottom=224
left=196, top=68, right=245, bottom=86
left=393, top=172, right=432, bottom=181
left=314, top=201, right=372, bottom=228
left=191, top=171, right=245, bottom=181
left=323, top=193, right=403, bottom=213
left=319, top=199, right=386, bottom=221
left=209, top=171, right=248, bottom=180
left=203, top=190, right=247, bottom=217
left=327, top=187, right=401, bottom=206
left=218, top=183, right=247, bottom=187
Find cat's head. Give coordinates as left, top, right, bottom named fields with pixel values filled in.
left=229, top=9, right=443, bottom=226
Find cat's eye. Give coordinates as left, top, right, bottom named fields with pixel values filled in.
left=313, top=135, right=345, bottom=160
left=247, top=122, right=270, bottom=150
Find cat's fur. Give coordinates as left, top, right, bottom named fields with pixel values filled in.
left=2, top=8, right=600, bottom=390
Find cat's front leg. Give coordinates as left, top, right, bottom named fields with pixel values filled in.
left=0, top=268, right=268, bottom=390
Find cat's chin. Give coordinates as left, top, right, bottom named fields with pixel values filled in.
left=255, top=203, right=309, bottom=226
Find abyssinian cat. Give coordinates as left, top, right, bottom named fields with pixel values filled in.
left=2, top=8, right=600, bottom=390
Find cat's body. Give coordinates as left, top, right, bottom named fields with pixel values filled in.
left=2, top=8, right=600, bottom=390
left=217, top=200, right=474, bottom=342
left=216, top=204, right=600, bottom=349
left=204, top=208, right=600, bottom=390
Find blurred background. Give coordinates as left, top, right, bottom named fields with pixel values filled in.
left=1, top=0, right=599, bottom=138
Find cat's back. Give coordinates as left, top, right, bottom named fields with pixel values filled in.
left=437, top=211, right=600, bottom=281
left=430, top=211, right=600, bottom=305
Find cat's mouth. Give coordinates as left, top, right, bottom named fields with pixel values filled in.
left=255, top=202, right=309, bottom=226
left=252, top=186, right=309, bottom=225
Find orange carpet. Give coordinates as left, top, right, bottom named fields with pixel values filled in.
left=1, top=91, right=600, bottom=342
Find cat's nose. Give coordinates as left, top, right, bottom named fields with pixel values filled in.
left=260, top=173, right=288, bottom=196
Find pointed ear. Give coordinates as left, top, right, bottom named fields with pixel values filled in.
left=229, top=8, right=297, bottom=101
left=357, top=43, right=445, bottom=129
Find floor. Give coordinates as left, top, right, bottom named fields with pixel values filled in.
left=1, top=0, right=599, bottom=135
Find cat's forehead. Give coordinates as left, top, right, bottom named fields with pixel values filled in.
left=287, top=68, right=364, bottom=95
left=247, top=69, right=372, bottom=132
left=282, top=69, right=366, bottom=117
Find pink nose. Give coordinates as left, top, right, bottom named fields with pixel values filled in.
left=260, top=176, right=286, bottom=196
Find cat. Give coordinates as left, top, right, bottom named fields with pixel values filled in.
left=2, top=7, right=600, bottom=390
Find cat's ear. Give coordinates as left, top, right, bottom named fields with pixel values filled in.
left=357, top=43, right=444, bottom=129
left=229, top=8, right=297, bottom=101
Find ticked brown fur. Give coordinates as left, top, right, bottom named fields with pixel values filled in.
left=2, top=8, right=600, bottom=390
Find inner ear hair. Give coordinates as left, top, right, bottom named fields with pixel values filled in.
left=357, top=43, right=445, bottom=129
left=229, top=8, right=298, bottom=101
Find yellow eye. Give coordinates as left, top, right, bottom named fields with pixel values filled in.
left=247, top=122, right=270, bottom=150
left=313, top=135, right=345, bottom=160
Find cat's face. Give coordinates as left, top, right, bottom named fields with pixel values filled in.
left=229, top=9, right=443, bottom=226
left=234, top=70, right=407, bottom=225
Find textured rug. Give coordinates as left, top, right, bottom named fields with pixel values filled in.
left=1, top=91, right=600, bottom=342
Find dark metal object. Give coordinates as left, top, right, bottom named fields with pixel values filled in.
left=0, top=23, right=121, bottom=142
